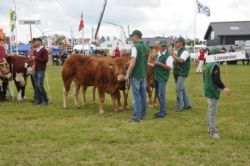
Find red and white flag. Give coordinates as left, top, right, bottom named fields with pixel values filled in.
left=79, top=12, right=84, bottom=31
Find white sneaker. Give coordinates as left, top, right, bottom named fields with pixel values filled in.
left=210, top=132, right=220, bottom=140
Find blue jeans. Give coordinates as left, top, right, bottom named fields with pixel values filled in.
left=174, top=75, right=191, bottom=111
left=155, top=80, right=167, bottom=116
left=131, top=77, right=147, bottom=119
left=34, top=70, right=48, bottom=103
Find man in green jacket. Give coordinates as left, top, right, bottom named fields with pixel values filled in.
left=125, top=30, right=150, bottom=122
left=203, top=62, right=231, bottom=139
left=148, top=40, right=173, bottom=118
left=172, top=36, right=192, bottom=112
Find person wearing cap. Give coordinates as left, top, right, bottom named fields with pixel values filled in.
left=203, top=57, right=231, bottom=139
left=125, top=30, right=150, bottom=122
left=31, top=38, right=49, bottom=106
left=148, top=40, right=174, bottom=118
left=171, top=36, right=192, bottom=112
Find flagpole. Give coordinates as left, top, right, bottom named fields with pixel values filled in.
left=82, top=28, right=84, bottom=54
left=13, top=0, right=18, bottom=55
left=194, top=0, right=197, bottom=57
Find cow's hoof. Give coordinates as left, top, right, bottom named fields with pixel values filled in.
left=99, top=110, right=104, bottom=114
left=149, top=104, right=154, bottom=109
left=124, top=106, right=130, bottom=110
left=75, top=105, right=81, bottom=109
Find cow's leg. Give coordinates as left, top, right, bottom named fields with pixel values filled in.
left=7, top=84, right=14, bottom=99
left=146, top=84, right=154, bottom=108
left=123, top=90, right=130, bottom=110
left=63, top=79, right=72, bottom=109
left=21, top=86, right=26, bottom=100
left=15, top=82, right=22, bottom=101
left=116, top=91, right=122, bottom=111
left=73, top=82, right=81, bottom=109
left=97, top=87, right=105, bottom=114
left=92, top=86, right=96, bottom=103
left=81, top=85, right=87, bottom=106
left=111, top=93, right=119, bottom=112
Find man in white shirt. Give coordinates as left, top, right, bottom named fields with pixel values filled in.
left=148, top=40, right=173, bottom=118
left=171, top=37, right=192, bottom=112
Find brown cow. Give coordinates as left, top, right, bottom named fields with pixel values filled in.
left=82, top=54, right=131, bottom=110
left=62, top=55, right=127, bottom=114
left=6, top=55, right=33, bottom=100
left=146, top=49, right=159, bottom=108
left=81, top=55, right=130, bottom=110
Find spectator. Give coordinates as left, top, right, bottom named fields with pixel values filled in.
left=148, top=40, right=174, bottom=118
left=203, top=62, right=231, bottom=139
left=171, top=36, right=192, bottom=112
left=125, top=30, right=150, bottom=122
left=32, top=38, right=49, bottom=106
left=113, top=47, right=121, bottom=58
left=196, top=48, right=206, bottom=73
left=0, top=38, right=8, bottom=101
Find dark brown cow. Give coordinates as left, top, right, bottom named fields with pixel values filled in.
left=6, top=55, right=33, bottom=100
left=62, top=55, right=128, bottom=114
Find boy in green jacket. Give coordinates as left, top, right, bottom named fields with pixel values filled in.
left=203, top=62, right=231, bottom=139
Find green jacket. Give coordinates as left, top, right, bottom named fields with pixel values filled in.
left=203, top=62, right=221, bottom=99
left=154, top=51, right=171, bottom=82
left=131, top=41, right=150, bottom=78
left=173, top=47, right=190, bottom=77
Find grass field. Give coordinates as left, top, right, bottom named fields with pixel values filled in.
left=0, top=63, right=249, bottom=165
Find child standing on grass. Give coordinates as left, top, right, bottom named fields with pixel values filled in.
left=203, top=62, right=231, bottom=139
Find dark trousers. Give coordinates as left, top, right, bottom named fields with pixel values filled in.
left=34, top=70, right=48, bottom=103
left=0, top=77, right=8, bottom=101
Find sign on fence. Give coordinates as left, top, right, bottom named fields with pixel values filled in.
left=206, top=51, right=246, bottom=63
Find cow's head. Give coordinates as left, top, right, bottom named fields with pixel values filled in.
left=24, top=60, right=33, bottom=75
left=111, top=58, right=130, bottom=82
left=0, top=59, right=12, bottom=80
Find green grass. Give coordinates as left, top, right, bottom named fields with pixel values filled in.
left=0, top=63, right=250, bottom=165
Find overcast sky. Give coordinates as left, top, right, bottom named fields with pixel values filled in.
left=0, top=0, right=250, bottom=43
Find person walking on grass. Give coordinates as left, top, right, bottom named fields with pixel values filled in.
left=203, top=61, right=231, bottom=139
left=125, top=30, right=150, bottom=122
left=31, top=38, right=49, bottom=106
left=171, top=36, right=192, bottom=112
left=148, top=40, right=174, bottom=118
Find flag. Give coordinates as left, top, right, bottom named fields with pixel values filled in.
left=9, top=8, right=16, bottom=32
left=79, top=12, right=84, bottom=31
left=196, top=0, right=210, bottom=17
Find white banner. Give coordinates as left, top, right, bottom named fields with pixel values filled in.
left=206, top=51, right=246, bottom=63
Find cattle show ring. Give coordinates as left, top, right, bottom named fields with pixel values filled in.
left=0, top=0, right=250, bottom=165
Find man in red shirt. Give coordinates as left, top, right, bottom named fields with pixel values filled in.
left=196, top=48, right=206, bottom=73
left=32, top=38, right=49, bottom=106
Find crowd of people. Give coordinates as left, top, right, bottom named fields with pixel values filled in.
left=125, top=30, right=231, bottom=140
